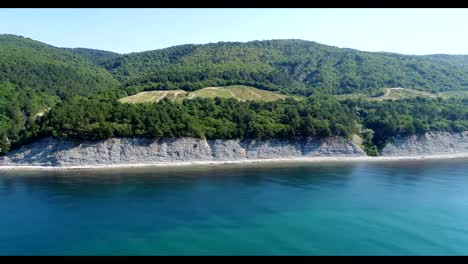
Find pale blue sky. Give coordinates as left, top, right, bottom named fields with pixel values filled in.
left=1, top=8, right=468, bottom=55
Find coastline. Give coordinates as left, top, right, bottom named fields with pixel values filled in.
left=1, top=153, right=467, bottom=171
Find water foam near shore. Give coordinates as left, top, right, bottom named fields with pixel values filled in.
left=1, top=153, right=468, bottom=171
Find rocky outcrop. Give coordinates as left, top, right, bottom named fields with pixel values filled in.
left=0, top=137, right=366, bottom=167
left=381, top=131, right=468, bottom=156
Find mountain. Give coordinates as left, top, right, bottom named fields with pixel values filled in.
left=98, top=39, right=468, bottom=95
left=65, top=47, right=120, bottom=65
left=0, top=34, right=120, bottom=99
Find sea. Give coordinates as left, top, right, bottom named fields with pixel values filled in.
left=0, top=158, right=467, bottom=255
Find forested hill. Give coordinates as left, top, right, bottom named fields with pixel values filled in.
left=64, top=48, right=121, bottom=65
left=0, top=34, right=120, bottom=99
left=98, top=39, right=468, bottom=95
left=3, top=35, right=468, bottom=98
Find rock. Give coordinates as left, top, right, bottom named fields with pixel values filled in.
left=2, top=132, right=466, bottom=167
left=381, top=132, right=468, bottom=156
left=0, top=136, right=366, bottom=167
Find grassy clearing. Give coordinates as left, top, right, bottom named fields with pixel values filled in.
left=439, top=90, right=468, bottom=99
left=119, top=86, right=468, bottom=105
left=190, top=85, right=289, bottom=101
left=118, top=90, right=188, bottom=104
left=230, top=86, right=289, bottom=101
left=376, top=88, right=438, bottom=100
left=336, top=88, right=443, bottom=101
left=190, top=87, right=234, bottom=99
left=119, top=85, right=291, bottom=104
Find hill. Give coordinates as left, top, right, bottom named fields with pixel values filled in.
left=0, top=35, right=120, bottom=152
left=4, top=35, right=468, bottom=99
left=99, top=39, right=468, bottom=96
left=0, top=34, right=120, bottom=98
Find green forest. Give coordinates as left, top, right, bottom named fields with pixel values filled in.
left=101, top=40, right=468, bottom=96
left=0, top=34, right=467, bottom=156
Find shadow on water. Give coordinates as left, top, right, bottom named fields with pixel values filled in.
left=1, top=158, right=467, bottom=198
left=370, top=159, right=468, bottom=187
left=0, top=161, right=358, bottom=194
left=0, top=162, right=358, bottom=226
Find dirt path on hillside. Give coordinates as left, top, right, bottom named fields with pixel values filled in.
left=155, top=91, right=168, bottom=102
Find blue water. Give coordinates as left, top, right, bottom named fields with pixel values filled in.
left=0, top=159, right=468, bottom=255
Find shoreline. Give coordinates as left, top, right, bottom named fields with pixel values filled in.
left=1, top=153, right=468, bottom=171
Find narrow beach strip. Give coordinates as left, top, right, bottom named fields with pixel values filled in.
left=1, top=153, right=468, bottom=171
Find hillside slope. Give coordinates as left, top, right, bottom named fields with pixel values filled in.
left=0, top=34, right=120, bottom=98
left=99, top=39, right=468, bottom=95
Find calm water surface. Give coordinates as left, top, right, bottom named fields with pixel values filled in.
left=0, top=159, right=467, bottom=255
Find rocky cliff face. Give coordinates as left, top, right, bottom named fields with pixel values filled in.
left=1, top=132, right=466, bottom=167
left=381, top=132, right=468, bottom=156
left=0, top=137, right=365, bottom=167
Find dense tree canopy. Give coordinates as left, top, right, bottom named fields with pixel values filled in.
left=0, top=82, right=58, bottom=153
left=344, top=97, right=468, bottom=152
left=0, top=34, right=120, bottom=98
left=20, top=93, right=356, bottom=144
left=101, top=39, right=468, bottom=96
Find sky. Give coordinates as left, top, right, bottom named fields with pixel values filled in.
left=1, top=8, right=468, bottom=55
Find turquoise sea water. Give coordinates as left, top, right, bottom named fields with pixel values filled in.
left=0, top=159, right=468, bottom=255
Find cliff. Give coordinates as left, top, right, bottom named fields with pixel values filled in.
left=1, top=132, right=467, bottom=168
left=381, top=131, right=468, bottom=156
left=0, top=137, right=365, bottom=167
